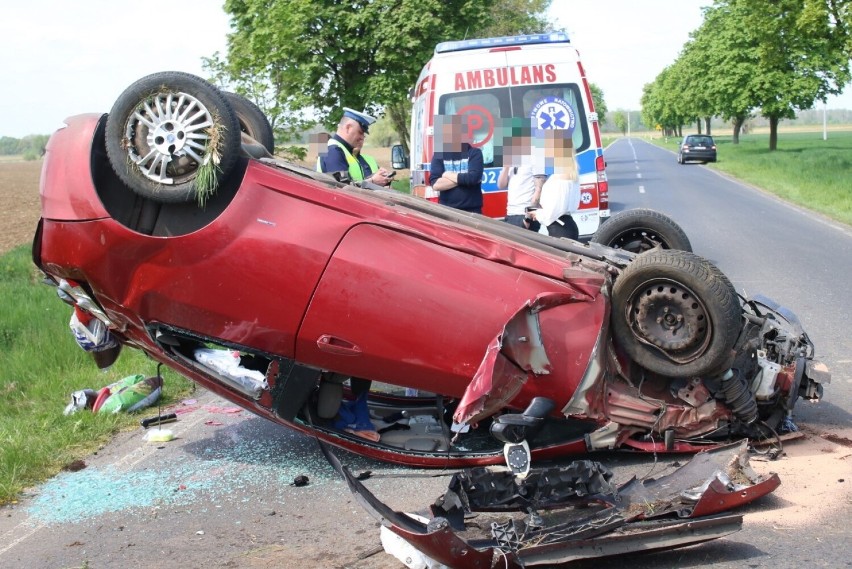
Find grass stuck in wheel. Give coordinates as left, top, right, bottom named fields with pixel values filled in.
left=194, top=118, right=225, bottom=208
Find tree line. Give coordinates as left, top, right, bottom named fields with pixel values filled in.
left=641, top=0, right=851, bottom=150
left=0, top=135, right=50, bottom=160
left=203, top=0, right=558, bottom=157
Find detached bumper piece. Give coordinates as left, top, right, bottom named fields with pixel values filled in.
left=323, top=441, right=774, bottom=568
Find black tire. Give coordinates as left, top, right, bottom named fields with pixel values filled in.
left=224, top=92, right=275, bottom=153
left=105, top=71, right=241, bottom=204
left=611, top=250, right=742, bottom=378
left=591, top=208, right=692, bottom=253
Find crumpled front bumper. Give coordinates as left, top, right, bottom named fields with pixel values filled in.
left=323, top=441, right=777, bottom=567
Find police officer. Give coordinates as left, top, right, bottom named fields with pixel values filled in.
left=318, top=108, right=394, bottom=186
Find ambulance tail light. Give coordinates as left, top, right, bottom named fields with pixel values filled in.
left=596, top=155, right=610, bottom=217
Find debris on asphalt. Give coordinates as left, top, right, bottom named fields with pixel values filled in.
left=140, top=413, right=177, bottom=428
left=291, top=475, right=310, bottom=487
left=143, top=429, right=175, bottom=443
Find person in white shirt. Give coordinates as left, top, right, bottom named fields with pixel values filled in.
left=498, top=133, right=546, bottom=232
left=528, top=130, right=580, bottom=240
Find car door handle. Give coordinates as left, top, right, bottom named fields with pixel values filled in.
left=316, top=335, right=362, bottom=356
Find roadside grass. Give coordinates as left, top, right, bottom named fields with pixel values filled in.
left=390, top=175, right=411, bottom=193
left=0, top=245, right=193, bottom=504
left=645, top=129, right=852, bottom=227
left=601, top=134, right=622, bottom=147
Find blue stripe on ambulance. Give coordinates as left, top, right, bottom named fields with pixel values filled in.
left=480, top=148, right=598, bottom=192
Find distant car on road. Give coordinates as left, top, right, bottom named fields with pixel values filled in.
left=677, top=134, right=717, bottom=164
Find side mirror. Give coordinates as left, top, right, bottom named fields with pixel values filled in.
left=391, top=144, right=409, bottom=170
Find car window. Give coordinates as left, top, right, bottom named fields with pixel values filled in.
left=441, top=91, right=503, bottom=164
left=439, top=83, right=589, bottom=168
left=515, top=84, right=589, bottom=154
left=686, top=136, right=713, bottom=146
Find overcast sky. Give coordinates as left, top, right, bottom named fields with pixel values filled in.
left=1, top=1, right=850, bottom=138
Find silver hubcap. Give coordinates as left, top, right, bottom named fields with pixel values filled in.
left=124, top=91, right=214, bottom=184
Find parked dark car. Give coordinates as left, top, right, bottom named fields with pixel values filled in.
left=678, top=134, right=717, bottom=164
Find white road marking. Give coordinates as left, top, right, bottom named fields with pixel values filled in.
left=0, top=523, right=45, bottom=556
left=627, top=138, right=852, bottom=238
left=0, top=394, right=218, bottom=557
left=639, top=186, right=646, bottom=194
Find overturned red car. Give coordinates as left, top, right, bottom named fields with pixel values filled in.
left=34, top=72, right=829, bottom=475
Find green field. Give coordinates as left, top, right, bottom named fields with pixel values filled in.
left=645, top=129, right=852, bottom=227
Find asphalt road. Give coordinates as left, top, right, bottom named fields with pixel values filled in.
left=0, top=388, right=433, bottom=569
left=1, top=141, right=850, bottom=569
left=604, top=137, right=852, bottom=428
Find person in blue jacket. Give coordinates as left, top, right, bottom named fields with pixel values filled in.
left=429, top=115, right=484, bottom=213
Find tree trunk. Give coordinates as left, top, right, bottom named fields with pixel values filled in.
left=387, top=100, right=411, bottom=156
left=732, top=116, right=745, bottom=144
left=696, top=119, right=702, bottom=134
left=769, top=115, right=779, bottom=150
left=704, top=117, right=711, bottom=136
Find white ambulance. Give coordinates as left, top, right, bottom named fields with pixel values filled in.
left=398, top=33, right=610, bottom=237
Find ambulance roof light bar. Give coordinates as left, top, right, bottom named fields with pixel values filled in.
left=435, top=32, right=570, bottom=54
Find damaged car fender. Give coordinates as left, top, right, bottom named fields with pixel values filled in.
left=326, top=441, right=770, bottom=567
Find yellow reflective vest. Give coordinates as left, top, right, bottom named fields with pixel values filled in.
left=317, top=138, right=379, bottom=182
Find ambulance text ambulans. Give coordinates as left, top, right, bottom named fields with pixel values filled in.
left=402, top=33, right=610, bottom=237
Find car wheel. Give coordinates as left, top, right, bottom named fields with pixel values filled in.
left=224, top=92, right=275, bottom=153
left=105, top=71, right=241, bottom=204
left=590, top=208, right=692, bottom=253
left=611, top=249, right=742, bottom=378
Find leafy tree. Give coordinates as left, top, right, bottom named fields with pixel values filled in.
left=664, top=58, right=699, bottom=135
left=681, top=2, right=760, bottom=143
left=612, top=111, right=628, bottom=135
left=366, top=116, right=398, bottom=147
left=0, top=135, right=50, bottom=157
left=676, top=39, right=716, bottom=135
left=641, top=0, right=850, bottom=148
left=642, top=66, right=693, bottom=137
left=202, top=51, right=312, bottom=161
left=19, top=135, right=50, bottom=158
left=736, top=0, right=850, bottom=149
left=678, top=0, right=851, bottom=149
left=0, top=136, right=19, bottom=155
left=477, top=0, right=553, bottom=36
left=219, top=0, right=552, bottom=155
left=640, top=81, right=663, bottom=135
left=589, top=83, right=607, bottom=125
